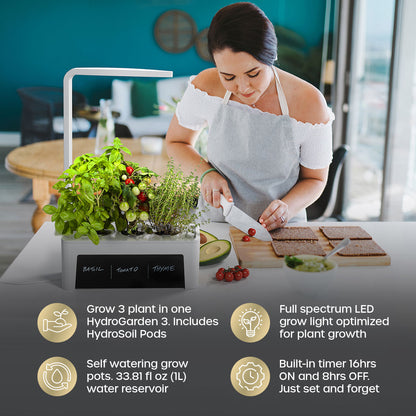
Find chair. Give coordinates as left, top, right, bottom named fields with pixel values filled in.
left=306, top=145, right=350, bottom=221
left=17, top=86, right=90, bottom=146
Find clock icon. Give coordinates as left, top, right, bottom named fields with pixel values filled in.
left=235, top=361, right=266, bottom=392
left=242, top=368, right=259, bottom=385
left=232, top=357, right=270, bottom=396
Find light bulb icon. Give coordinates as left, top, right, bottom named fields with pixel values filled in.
left=240, top=308, right=262, bottom=337
left=231, top=303, right=270, bottom=343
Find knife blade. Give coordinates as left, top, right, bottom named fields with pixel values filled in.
left=220, top=195, right=272, bottom=242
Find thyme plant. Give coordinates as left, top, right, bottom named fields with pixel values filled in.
left=149, top=159, right=201, bottom=235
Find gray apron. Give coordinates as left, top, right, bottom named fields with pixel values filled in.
left=199, top=67, right=306, bottom=223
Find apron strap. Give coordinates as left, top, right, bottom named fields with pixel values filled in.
left=222, top=90, right=232, bottom=105
left=273, top=67, right=289, bottom=116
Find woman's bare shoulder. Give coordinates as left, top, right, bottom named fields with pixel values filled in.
left=191, top=68, right=225, bottom=98
left=278, top=68, right=330, bottom=124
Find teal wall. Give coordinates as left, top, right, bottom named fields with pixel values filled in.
left=0, top=0, right=328, bottom=132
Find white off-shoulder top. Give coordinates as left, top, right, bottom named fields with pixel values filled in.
left=176, top=76, right=334, bottom=170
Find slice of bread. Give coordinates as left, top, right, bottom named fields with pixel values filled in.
left=320, top=226, right=372, bottom=240
left=271, top=227, right=318, bottom=241
left=329, top=239, right=386, bottom=256
left=272, top=240, right=326, bottom=257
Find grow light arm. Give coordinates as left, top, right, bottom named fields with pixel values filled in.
left=63, top=67, right=173, bottom=170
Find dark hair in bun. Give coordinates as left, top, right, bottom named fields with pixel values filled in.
left=208, top=2, right=277, bottom=66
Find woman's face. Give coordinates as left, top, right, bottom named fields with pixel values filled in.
left=213, top=48, right=274, bottom=106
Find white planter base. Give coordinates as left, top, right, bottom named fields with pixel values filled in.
left=61, top=230, right=199, bottom=290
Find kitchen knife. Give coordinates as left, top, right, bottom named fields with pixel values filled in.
left=220, top=195, right=272, bottom=242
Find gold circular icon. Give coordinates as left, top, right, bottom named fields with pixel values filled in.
left=37, top=303, right=77, bottom=343
left=37, top=357, right=77, bottom=396
left=230, top=303, right=270, bottom=343
left=231, top=357, right=270, bottom=396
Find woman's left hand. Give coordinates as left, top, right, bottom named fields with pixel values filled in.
left=259, top=200, right=289, bottom=231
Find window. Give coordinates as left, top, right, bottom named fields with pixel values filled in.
left=344, top=0, right=396, bottom=220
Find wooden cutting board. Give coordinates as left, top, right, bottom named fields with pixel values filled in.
left=229, top=226, right=391, bottom=268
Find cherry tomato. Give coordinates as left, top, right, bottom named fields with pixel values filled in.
left=242, top=268, right=250, bottom=278
left=121, top=174, right=127, bottom=181
left=138, top=191, right=147, bottom=202
left=242, top=235, right=250, bottom=242
left=224, top=272, right=234, bottom=282
left=248, top=228, right=256, bottom=237
left=147, top=191, right=155, bottom=200
left=216, top=270, right=225, bottom=281
left=126, top=166, right=134, bottom=175
left=125, top=211, right=136, bottom=222
left=125, top=178, right=134, bottom=185
left=234, top=271, right=243, bottom=281
left=132, top=186, right=140, bottom=196
left=138, top=182, right=147, bottom=191
left=119, top=201, right=129, bottom=212
left=139, top=211, right=149, bottom=221
left=138, top=202, right=149, bottom=212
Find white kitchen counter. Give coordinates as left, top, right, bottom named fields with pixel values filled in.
left=1, top=221, right=414, bottom=296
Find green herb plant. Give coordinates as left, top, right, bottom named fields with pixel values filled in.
left=43, top=138, right=156, bottom=244
left=43, top=139, right=203, bottom=244
left=149, top=159, right=202, bottom=235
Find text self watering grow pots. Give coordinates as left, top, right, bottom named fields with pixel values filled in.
left=57, top=67, right=200, bottom=289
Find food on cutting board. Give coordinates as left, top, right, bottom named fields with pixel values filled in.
left=271, top=226, right=318, bottom=241
left=229, top=224, right=390, bottom=268
left=248, top=228, right=256, bottom=237
left=320, top=226, right=372, bottom=240
left=272, top=240, right=326, bottom=257
left=200, top=230, right=218, bottom=246
left=328, top=239, right=386, bottom=256
left=215, top=265, right=250, bottom=282
left=242, top=235, right=251, bottom=242
left=200, top=239, right=231, bottom=265
left=285, top=255, right=336, bottom=272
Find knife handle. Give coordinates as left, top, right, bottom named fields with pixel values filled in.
left=220, top=194, right=233, bottom=216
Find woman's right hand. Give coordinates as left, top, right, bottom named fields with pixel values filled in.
left=201, top=170, right=233, bottom=209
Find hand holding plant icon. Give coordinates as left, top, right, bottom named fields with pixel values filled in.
left=43, top=309, right=72, bottom=333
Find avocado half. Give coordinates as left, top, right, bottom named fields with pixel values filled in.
left=200, top=229, right=218, bottom=246
left=200, top=239, right=231, bottom=266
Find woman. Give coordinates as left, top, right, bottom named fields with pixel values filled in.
left=166, top=2, right=334, bottom=231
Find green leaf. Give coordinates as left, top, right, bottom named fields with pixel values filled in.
left=121, top=146, right=131, bottom=155
left=74, top=231, right=84, bottom=239
left=91, top=221, right=104, bottom=231
left=53, top=180, right=67, bottom=191
left=109, top=150, right=118, bottom=163
left=43, top=205, right=57, bottom=215
left=81, top=179, right=95, bottom=202
left=115, top=216, right=127, bottom=232
left=55, top=218, right=65, bottom=234
left=284, top=255, right=304, bottom=269
left=60, top=211, right=74, bottom=221
left=75, top=209, right=85, bottom=224
left=88, top=229, right=100, bottom=245
left=77, top=225, right=88, bottom=235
